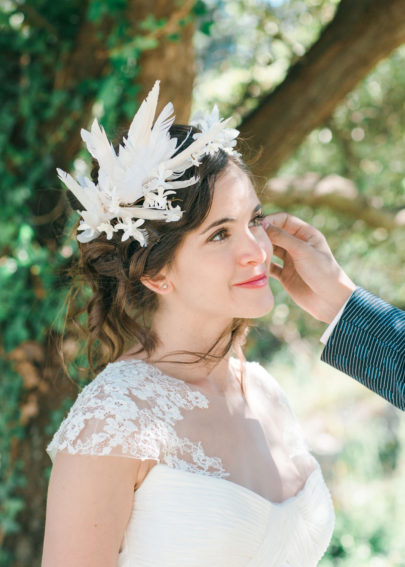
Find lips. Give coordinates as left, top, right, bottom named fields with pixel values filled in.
left=234, top=272, right=268, bottom=287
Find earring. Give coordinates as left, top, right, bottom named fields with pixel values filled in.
left=162, top=283, right=168, bottom=290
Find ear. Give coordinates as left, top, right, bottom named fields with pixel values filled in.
left=140, top=272, right=172, bottom=295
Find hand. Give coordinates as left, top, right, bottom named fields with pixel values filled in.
left=263, top=212, right=356, bottom=324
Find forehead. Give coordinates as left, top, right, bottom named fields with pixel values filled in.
left=205, top=163, right=259, bottom=221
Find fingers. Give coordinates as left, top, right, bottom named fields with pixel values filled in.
left=264, top=212, right=319, bottom=241
left=263, top=212, right=329, bottom=251
left=263, top=222, right=310, bottom=259
left=273, top=244, right=287, bottom=262
left=264, top=212, right=309, bottom=233
left=269, top=262, right=283, bottom=281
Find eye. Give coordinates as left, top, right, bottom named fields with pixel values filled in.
left=249, top=212, right=265, bottom=228
left=209, top=228, right=229, bottom=242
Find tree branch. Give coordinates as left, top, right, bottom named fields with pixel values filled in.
left=262, top=173, right=405, bottom=230
left=240, top=0, right=405, bottom=178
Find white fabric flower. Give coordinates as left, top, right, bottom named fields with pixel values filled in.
left=191, top=105, right=240, bottom=157
left=144, top=186, right=176, bottom=210
left=115, top=218, right=148, bottom=246
left=165, top=205, right=183, bottom=223
left=97, top=222, right=115, bottom=240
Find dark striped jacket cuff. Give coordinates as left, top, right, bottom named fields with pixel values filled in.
left=321, top=287, right=405, bottom=410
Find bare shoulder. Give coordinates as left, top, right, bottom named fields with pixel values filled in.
left=42, top=452, right=155, bottom=567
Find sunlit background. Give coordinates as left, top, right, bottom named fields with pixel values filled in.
left=197, top=5, right=405, bottom=562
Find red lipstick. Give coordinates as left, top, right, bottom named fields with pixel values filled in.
left=233, top=273, right=268, bottom=289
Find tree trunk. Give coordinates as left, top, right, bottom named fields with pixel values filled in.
left=240, top=0, right=405, bottom=179
left=5, top=341, right=78, bottom=566
left=133, top=0, right=196, bottom=122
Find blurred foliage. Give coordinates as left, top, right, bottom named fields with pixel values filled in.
left=279, top=46, right=405, bottom=306
left=1, top=0, right=404, bottom=565
left=193, top=0, right=340, bottom=120
left=0, top=0, right=164, bottom=559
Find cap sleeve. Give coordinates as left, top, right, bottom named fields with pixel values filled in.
left=46, top=360, right=209, bottom=463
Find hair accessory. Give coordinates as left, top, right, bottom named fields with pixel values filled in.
left=57, top=80, right=239, bottom=247
left=190, top=106, right=241, bottom=158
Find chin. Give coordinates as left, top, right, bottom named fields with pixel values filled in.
left=235, top=295, right=274, bottom=320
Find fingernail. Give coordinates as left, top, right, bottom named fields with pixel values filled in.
left=262, top=219, right=270, bottom=230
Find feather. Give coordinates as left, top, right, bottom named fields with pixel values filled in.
left=125, top=80, right=160, bottom=153
left=77, top=228, right=100, bottom=243
left=167, top=177, right=199, bottom=189
left=57, top=79, right=240, bottom=246
left=119, top=206, right=182, bottom=220
left=163, top=121, right=225, bottom=172
left=81, top=120, right=118, bottom=182
left=150, top=102, right=175, bottom=142
left=57, top=169, right=96, bottom=212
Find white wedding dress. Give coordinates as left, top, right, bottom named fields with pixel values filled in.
left=47, top=358, right=334, bottom=566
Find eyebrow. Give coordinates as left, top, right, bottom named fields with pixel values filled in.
left=200, top=203, right=262, bottom=235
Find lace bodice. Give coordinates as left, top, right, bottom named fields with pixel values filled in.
left=47, top=359, right=310, bottom=481
left=47, top=359, right=232, bottom=476
left=47, top=358, right=335, bottom=566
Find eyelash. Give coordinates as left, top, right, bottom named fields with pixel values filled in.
left=209, top=213, right=265, bottom=242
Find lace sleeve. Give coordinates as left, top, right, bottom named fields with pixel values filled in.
left=46, top=360, right=209, bottom=463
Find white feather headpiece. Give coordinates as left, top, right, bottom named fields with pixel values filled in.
left=57, top=80, right=239, bottom=246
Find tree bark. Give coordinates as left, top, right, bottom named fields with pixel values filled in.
left=5, top=340, right=78, bottom=566
left=240, top=0, right=405, bottom=179
left=133, top=0, right=196, bottom=122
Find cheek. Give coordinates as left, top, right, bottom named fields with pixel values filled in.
left=181, top=252, right=234, bottom=299
left=171, top=250, right=225, bottom=289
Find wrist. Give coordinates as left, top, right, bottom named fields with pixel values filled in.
left=328, top=278, right=356, bottom=323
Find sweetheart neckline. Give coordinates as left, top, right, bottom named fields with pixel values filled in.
left=110, top=358, right=324, bottom=508
left=136, top=462, right=324, bottom=508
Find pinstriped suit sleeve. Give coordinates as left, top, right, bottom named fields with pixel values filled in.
left=321, top=287, right=405, bottom=410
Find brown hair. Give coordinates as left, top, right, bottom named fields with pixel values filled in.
left=66, top=124, right=250, bottom=374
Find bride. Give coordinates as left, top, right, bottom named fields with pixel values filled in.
left=41, top=81, right=334, bottom=566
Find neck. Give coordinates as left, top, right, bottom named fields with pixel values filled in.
left=133, top=304, right=243, bottom=392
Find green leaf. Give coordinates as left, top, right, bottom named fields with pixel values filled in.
left=199, top=20, right=214, bottom=36
left=139, top=15, right=167, bottom=33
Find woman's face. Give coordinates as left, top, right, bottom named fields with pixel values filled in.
left=163, top=162, right=274, bottom=323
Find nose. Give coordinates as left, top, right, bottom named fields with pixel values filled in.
left=237, top=229, right=268, bottom=267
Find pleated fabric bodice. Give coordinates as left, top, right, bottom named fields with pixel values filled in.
left=118, top=464, right=333, bottom=567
